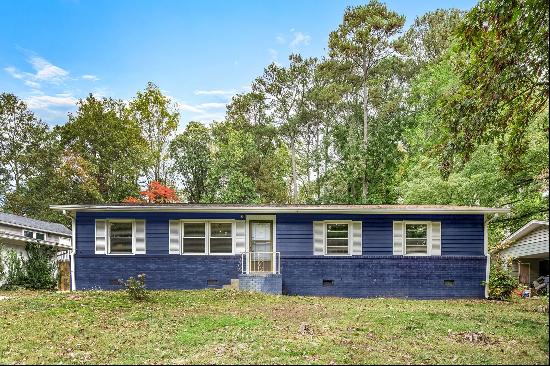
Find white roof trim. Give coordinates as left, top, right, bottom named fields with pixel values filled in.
left=502, top=220, right=549, bottom=243
left=50, top=204, right=510, bottom=215
left=0, top=219, right=72, bottom=237
left=0, top=231, right=72, bottom=249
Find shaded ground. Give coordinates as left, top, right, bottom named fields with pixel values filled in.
left=0, top=290, right=548, bottom=364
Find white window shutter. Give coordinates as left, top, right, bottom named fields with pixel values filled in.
left=313, top=221, right=325, bottom=255
left=235, top=220, right=246, bottom=253
left=134, top=220, right=146, bottom=254
left=431, top=222, right=442, bottom=256
left=95, top=219, right=107, bottom=254
left=393, top=221, right=404, bottom=255
left=169, top=220, right=181, bottom=254
left=351, top=221, right=362, bottom=255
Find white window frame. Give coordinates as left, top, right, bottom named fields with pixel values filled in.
left=22, top=229, right=47, bottom=241
left=107, top=219, right=136, bottom=256
left=324, top=221, right=352, bottom=256
left=180, top=219, right=236, bottom=256
left=403, top=221, right=432, bottom=256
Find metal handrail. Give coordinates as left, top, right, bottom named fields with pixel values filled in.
left=241, top=251, right=280, bottom=274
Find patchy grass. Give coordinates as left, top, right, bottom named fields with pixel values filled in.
left=0, top=290, right=548, bottom=364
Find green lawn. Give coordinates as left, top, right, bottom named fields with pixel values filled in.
left=0, top=290, right=548, bottom=365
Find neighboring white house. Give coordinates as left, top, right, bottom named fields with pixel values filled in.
left=497, top=220, right=549, bottom=285
left=0, top=212, right=72, bottom=262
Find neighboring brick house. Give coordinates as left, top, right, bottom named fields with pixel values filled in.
left=51, top=204, right=508, bottom=299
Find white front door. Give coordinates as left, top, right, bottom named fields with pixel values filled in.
left=249, top=220, right=273, bottom=272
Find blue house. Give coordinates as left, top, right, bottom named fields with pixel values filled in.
left=51, top=204, right=508, bottom=299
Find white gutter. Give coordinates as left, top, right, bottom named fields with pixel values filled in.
left=70, top=216, right=76, bottom=291
left=50, top=205, right=510, bottom=215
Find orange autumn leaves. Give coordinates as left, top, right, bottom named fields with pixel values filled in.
left=124, top=181, right=180, bottom=204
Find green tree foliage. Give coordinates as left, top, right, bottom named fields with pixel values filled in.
left=442, top=0, right=549, bottom=173
left=403, top=9, right=464, bottom=68
left=328, top=0, right=406, bottom=200
left=130, top=82, right=179, bottom=183
left=0, top=93, right=49, bottom=202
left=0, top=0, right=548, bottom=247
left=169, top=122, right=211, bottom=203
left=61, top=94, right=149, bottom=202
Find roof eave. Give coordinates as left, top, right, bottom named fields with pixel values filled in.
left=50, top=205, right=510, bottom=215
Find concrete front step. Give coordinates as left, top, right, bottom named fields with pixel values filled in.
left=222, top=278, right=240, bottom=290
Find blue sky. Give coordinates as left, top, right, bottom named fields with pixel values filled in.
left=0, top=0, right=476, bottom=127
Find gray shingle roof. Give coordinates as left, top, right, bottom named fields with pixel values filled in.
left=0, top=212, right=71, bottom=236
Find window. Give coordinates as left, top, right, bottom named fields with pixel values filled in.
left=209, top=222, right=232, bottom=254
left=109, top=221, right=133, bottom=254
left=326, top=223, right=349, bottom=255
left=405, top=223, right=428, bottom=255
left=182, top=222, right=206, bottom=254
left=180, top=221, right=234, bottom=255
left=23, top=230, right=46, bottom=240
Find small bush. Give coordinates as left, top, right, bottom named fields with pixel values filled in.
left=485, top=256, right=519, bottom=300
left=119, top=273, right=148, bottom=301
left=23, top=243, right=57, bottom=290
left=1, top=243, right=57, bottom=290
left=2, top=250, right=26, bottom=289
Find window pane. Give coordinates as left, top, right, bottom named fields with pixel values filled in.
left=210, top=223, right=232, bottom=237
left=24, top=230, right=34, bottom=239
left=183, top=237, right=206, bottom=253
left=327, top=238, right=349, bottom=255
left=406, top=243, right=427, bottom=254
left=35, top=232, right=45, bottom=240
left=406, top=224, right=427, bottom=239
left=109, top=222, right=133, bottom=254
left=210, top=238, right=232, bottom=253
left=327, top=223, right=348, bottom=239
left=184, top=223, right=205, bottom=237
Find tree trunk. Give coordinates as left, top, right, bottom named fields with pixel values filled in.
left=362, top=71, right=369, bottom=202
left=291, top=137, right=298, bottom=204
left=315, top=122, right=321, bottom=202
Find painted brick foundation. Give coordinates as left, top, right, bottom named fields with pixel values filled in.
left=75, top=254, right=486, bottom=299
left=238, top=273, right=282, bottom=294
left=281, top=256, right=487, bottom=299
left=74, top=255, right=240, bottom=290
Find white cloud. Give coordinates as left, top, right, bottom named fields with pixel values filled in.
left=197, top=102, right=226, bottom=109
left=82, top=74, right=99, bottom=81
left=24, top=80, right=41, bottom=88
left=25, top=94, right=77, bottom=110
left=275, top=35, right=286, bottom=44
left=28, top=56, right=69, bottom=82
left=290, top=32, right=311, bottom=48
left=4, top=55, right=69, bottom=88
left=4, top=66, right=24, bottom=79
left=194, top=89, right=236, bottom=96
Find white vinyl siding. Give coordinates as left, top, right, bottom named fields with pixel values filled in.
left=501, top=226, right=549, bottom=258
